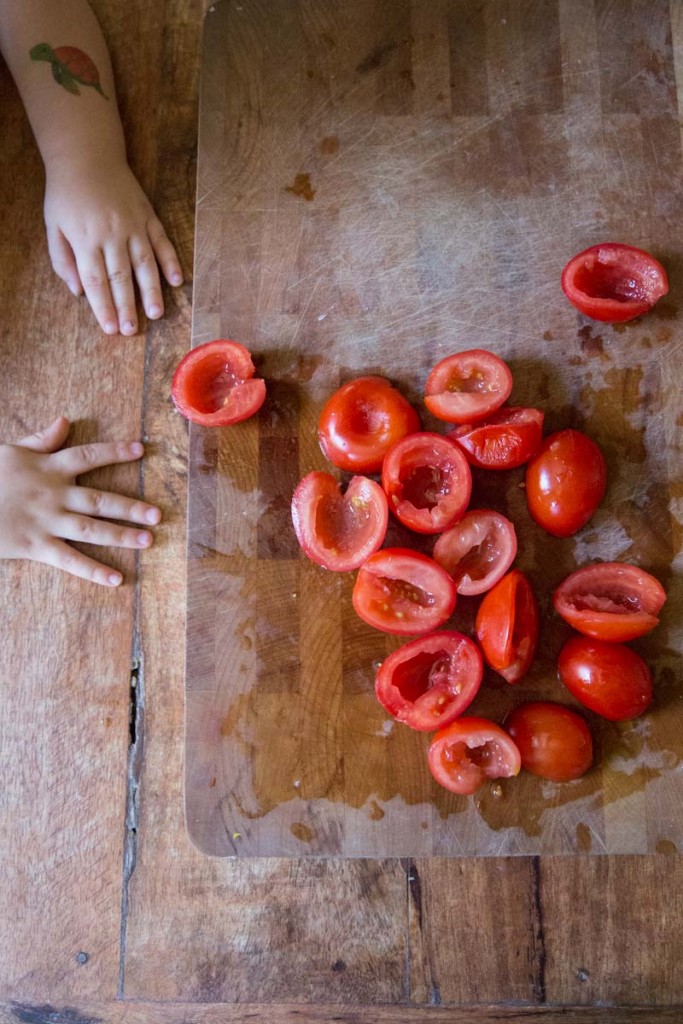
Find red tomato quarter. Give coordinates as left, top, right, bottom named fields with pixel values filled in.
left=318, top=376, right=420, bottom=473
left=558, top=635, right=653, bottom=721
left=352, top=548, right=457, bottom=636
left=561, top=243, right=668, bottom=323
left=525, top=429, right=606, bottom=537
left=424, top=349, right=513, bottom=425
left=428, top=717, right=521, bottom=796
left=449, top=406, right=544, bottom=470
left=432, top=509, right=517, bottom=596
left=171, top=339, right=266, bottom=426
left=553, top=562, right=666, bottom=642
left=381, top=432, right=472, bottom=534
left=505, top=702, right=593, bottom=782
left=291, top=472, right=388, bottom=572
left=475, top=570, right=539, bottom=684
left=375, top=631, right=483, bottom=731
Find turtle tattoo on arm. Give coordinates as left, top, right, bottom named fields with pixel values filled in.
left=29, top=43, right=109, bottom=99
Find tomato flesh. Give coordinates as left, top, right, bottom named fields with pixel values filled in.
left=505, top=702, right=593, bottom=782
left=561, top=243, right=668, bottom=322
left=171, top=339, right=266, bottom=426
left=428, top=717, right=521, bottom=795
left=449, top=406, right=544, bottom=470
left=553, top=562, right=666, bottom=641
left=558, top=635, right=653, bottom=721
left=381, top=432, right=472, bottom=534
left=352, top=548, right=457, bottom=635
left=475, top=570, right=539, bottom=684
left=525, top=429, right=606, bottom=537
left=432, top=509, right=517, bottom=596
left=424, top=349, right=513, bottom=424
left=375, top=631, right=483, bottom=731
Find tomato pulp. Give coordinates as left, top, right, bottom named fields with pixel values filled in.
left=505, top=702, right=593, bottom=782
left=553, top=562, right=666, bottom=641
left=449, top=406, right=544, bottom=470
left=432, top=509, right=517, bottom=596
left=352, top=548, right=457, bottom=635
left=428, top=717, right=521, bottom=795
left=424, top=349, right=513, bottom=425
left=558, top=635, right=653, bottom=721
left=475, top=570, right=539, bottom=684
left=381, top=432, right=472, bottom=534
left=525, top=429, right=606, bottom=537
left=171, top=339, right=266, bottom=426
left=561, top=243, right=668, bottom=322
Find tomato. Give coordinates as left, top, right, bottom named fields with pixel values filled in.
left=171, top=339, right=266, bottom=426
left=352, top=548, right=457, bottom=635
left=561, top=242, right=668, bottom=323
left=424, top=349, right=513, bottom=425
left=475, top=570, right=539, bottom=684
left=449, top=406, right=544, bottom=470
left=525, top=429, right=606, bottom=537
left=291, top=472, right=388, bottom=572
left=432, top=509, right=517, bottom=596
left=428, top=717, right=521, bottom=796
left=381, top=432, right=472, bottom=535
left=375, top=631, right=483, bottom=731
left=557, top=635, right=653, bottom=722
left=318, top=376, right=420, bottom=473
left=553, top=562, right=666, bottom=642
left=504, top=702, right=593, bottom=782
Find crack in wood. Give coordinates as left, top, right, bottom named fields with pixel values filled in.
left=530, top=855, right=547, bottom=1003
left=9, top=1003, right=103, bottom=1024
left=118, top=645, right=145, bottom=998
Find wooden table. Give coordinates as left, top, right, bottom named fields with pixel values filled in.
left=1, top=1, right=682, bottom=1020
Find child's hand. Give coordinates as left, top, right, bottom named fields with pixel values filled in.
left=0, top=416, right=161, bottom=586
left=43, top=158, right=184, bottom=336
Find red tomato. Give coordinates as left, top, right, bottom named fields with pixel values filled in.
left=504, top=702, right=593, bottom=782
left=352, top=548, right=457, bottom=636
left=432, top=509, right=517, bottom=596
left=381, top=432, right=472, bottom=535
left=424, top=349, right=513, bottom=425
left=553, top=562, right=666, bottom=642
left=525, top=429, right=606, bottom=537
left=318, top=376, right=420, bottom=473
left=428, top=717, right=521, bottom=796
left=449, top=407, right=544, bottom=470
left=558, top=635, right=653, bottom=721
left=171, top=339, right=266, bottom=426
left=475, top=570, right=539, bottom=684
left=561, top=242, right=668, bottom=323
left=291, top=472, right=388, bottom=572
left=375, top=631, right=483, bottom=731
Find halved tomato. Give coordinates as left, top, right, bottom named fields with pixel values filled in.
left=424, top=349, right=513, bottom=425
left=432, top=509, right=517, bottom=596
left=381, top=432, right=472, bottom=535
left=449, top=407, right=544, bottom=470
left=291, top=471, right=388, bottom=572
left=171, top=339, right=266, bottom=426
left=352, top=548, right=457, bottom=635
left=504, top=702, right=593, bottom=782
left=475, top=570, right=539, bottom=684
left=553, top=562, right=666, bottom=642
left=375, top=631, right=483, bottom=731
left=427, top=717, right=521, bottom=796
left=561, top=242, right=668, bottom=323
left=525, top=429, right=607, bottom=538
left=558, top=635, right=653, bottom=722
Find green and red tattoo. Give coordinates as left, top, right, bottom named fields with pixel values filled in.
left=29, top=43, right=108, bottom=99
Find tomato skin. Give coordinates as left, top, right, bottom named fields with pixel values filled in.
left=561, top=243, right=668, bottom=323
left=428, top=717, right=521, bottom=796
left=553, top=562, right=666, bottom=642
left=557, top=636, right=653, bottom=721
left=352, top=548, right=457, bottom=636
left=525, top=429, right=606, bottom=537
left=432, top=509, right=517, bottom=596
left=318, top=376, right=421, bottom=473
left=449, top=407, right=544, bottom=470
left=424, top=349, right=513, bottom=425
left=171, top=339, right=266, bottom=426
left=381, top=432, right=472, bottom=535
left=475, top=570, right=539, bottom=684
left=291, top=471, right=388, bottom=572
left=375, top=631, right=483, bottom=731
left=505, top=702, right=593, bottom=782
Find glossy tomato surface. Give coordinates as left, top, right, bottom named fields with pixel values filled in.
left=424, top=349, right=513, bottom=425
left=505, top=702, right=593, bottom=782
left=432, top=509, right=517, bottom=596
left=475, top=570, right=539, bottom=684
left=381, top=432, right=472, bottom=534
left=561, top=242, right=668, bottom=322
left=558, top=635, right=653, bottom=721
left=318, top=376, right=420, bottom=473
left=553, top=562, right=666, bottom=641
left=352, top=547, right=457, bottom=635
left=525, top=429, right=606, bottom=537
left=449, top=406, right=544, bottom=470
left=291, top=471, right=388, bottom=572
left=428, top=717, right=521, bottom=796
left=375, top=631, right=483, bottom=731
left=171, top=339, right=266, bottom=426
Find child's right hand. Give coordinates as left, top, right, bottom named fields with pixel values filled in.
left=0, top=416, right=161, bottom=586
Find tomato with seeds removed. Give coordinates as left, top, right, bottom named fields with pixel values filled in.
left=449, top=406, right=544, bottom=470
left=525, top=429, right=606, bottom=537
left=558, top=635, right=653, bottom=721
left=432, top=509, right=517, bottom=596
left=171, top=339, right=266, bottom=426
left=428, top=717, right=521, bottom=795
left=561, top=243, right=668, bottom=323
left=504, top=702, right=593, bottom=782
left=352, top=547, right=457, bottom=635
left=553, top=562, right=666, bottom=642
left=475, top=570, right=539, bottom=684
left=381, top=432, right=472, bottom=535
left=424, top=349, right=513, bottom=425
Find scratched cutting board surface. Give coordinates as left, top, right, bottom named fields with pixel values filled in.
left=184, top=0, right=683, bottom=857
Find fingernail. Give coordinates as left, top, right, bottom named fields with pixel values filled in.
left=145, top=507, right=161, bottom=524
left=171, top=272, right=183, bottom=285
left=130, top=442, right=144, bottom=457
left=124, top=320, right=137, bottom=334
left=108, top=572, right=123, bottom=586
left=69, top=282, right=81, bottom=297
left=137, top=531, right=152, bottom=547
left=104, top=320, right=118, bottom=334
left=148, top=304, right=162, bottom=318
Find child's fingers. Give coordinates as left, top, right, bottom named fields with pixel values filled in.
left=128, top=235, right=164, bottom=320
left=57, top=513, right=154, bottom=550
left=40, top=538, right=124, bottom=587
left=75, top=248, right=120, bottom=335
left=47, top=225, right=83, bottom=297
left=51, top=440, right=144, bottom=476
left=16, top=416, right=70, bottom=453
left=66, top=486, right=161, bottom=526
left=103, top=243, right=138, bottom=336
left=147, top=216, right=184, bottom=287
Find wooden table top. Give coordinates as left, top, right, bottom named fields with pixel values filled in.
left=1, top=1, right=682, bottom=1020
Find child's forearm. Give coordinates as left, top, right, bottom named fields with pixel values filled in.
left=0, top=0, right=127, bottom=171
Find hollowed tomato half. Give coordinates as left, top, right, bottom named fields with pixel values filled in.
left=424, top=349, right=513, bottom=425
left=352, top=547, right=457, bottom=635
left=428, top=717, right=521, bottom=796
left=432, top=509, right=517, bottom=596
left=171, top=339, right=266, bottom=426
left=553, top=562, right=666, bottom=642
left=381, top=432, right=472, bottom=534
left=561, top=242, right=668, bottom=323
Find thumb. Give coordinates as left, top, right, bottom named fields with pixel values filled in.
left=16, top=416, right=71, bottom=453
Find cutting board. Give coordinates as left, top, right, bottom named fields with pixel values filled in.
left=184, top=0, right=683, bottom=857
